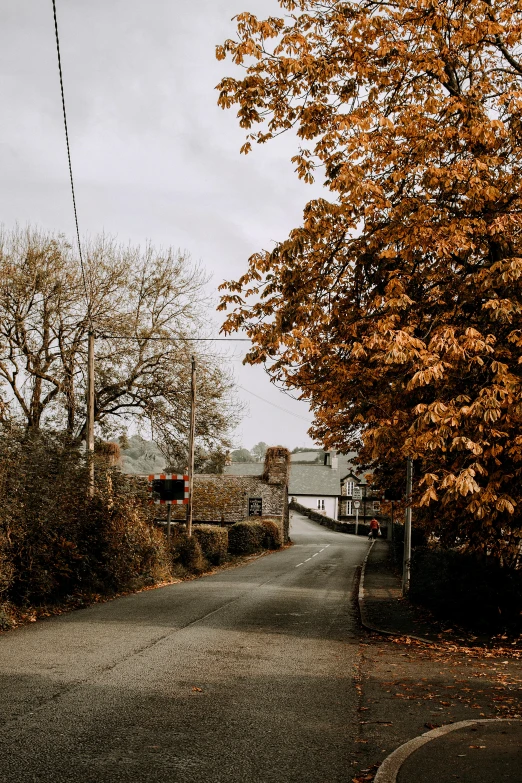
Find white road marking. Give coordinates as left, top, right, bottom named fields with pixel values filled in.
left=296, top=547, right=329, bottom=567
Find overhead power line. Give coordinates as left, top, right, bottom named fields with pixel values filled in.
left=237, top=384, right=311, bottom=422
left=51, top=0, right=90, bottom=317
left=95, top=334, right=252, bottom=342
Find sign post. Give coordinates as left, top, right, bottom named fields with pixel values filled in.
left=167, top=504, right=172, bottom=543
left=148, top=474, right=189, bottom=544
left=402, top=458, right=413, bottom=596
left=354, top=500, right=361, bottom=536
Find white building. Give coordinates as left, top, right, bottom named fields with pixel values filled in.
left=288, top=451, right=359, bottom=521
left=224, top=450, right=374, bottom=522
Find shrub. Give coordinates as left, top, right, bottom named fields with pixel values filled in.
left=193, top=525, right=228, bottom=565
left=82, top=493, right=171, bottom=593
left=228, top=520, right=266, bottom=555
left=410, top=547, right=522, bottom=635
left=0, top=427, right=172, bottom=604
left=170, top=529, right=206, bottom=574
left=0, top=531, right=13, bottom=597
left=259, top=518, right=282, bottom=549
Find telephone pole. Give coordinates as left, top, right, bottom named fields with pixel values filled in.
left=186, top=356, right=196, bottom=537
left=86, top=330, right=95, bottom=496
left=402, top=457, right=413, bottom=595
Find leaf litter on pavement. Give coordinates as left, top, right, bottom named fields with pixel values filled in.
left=349, top=634, right=522, bottom=782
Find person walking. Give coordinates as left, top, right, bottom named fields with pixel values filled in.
left=368, top=518, right=381, bottom=540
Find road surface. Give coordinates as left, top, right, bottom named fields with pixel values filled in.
left=0, top=512, right=369, bottom=783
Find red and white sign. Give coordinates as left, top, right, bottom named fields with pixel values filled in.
left=148, top=474, right=189, bottom=505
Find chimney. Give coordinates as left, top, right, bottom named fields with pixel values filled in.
left=263, top=446, right=290, bottom=485
left=325, top=450, right=338, bottom=469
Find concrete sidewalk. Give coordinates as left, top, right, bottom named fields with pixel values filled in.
left=359, top=539, right=441, bottom=642
left=359, top=541, right=522, bottom=783
left=375, top=719, right=522, bottom=783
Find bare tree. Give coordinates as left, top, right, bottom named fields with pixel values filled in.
left=0, top=226, right=240, bottom=456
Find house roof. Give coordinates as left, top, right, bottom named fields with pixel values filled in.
left=224, top=463, right=263, bottom=477
left=224, top=452, right=365, bottom=496
left=290, top=450, right=323, bottom=463
left=289, top=465, right=343, bottom=497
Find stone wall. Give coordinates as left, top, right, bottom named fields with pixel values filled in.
left=167, top=474, right=285, bottom=526
left=145, top=447, right=291, bottom=541
left=289, top=499, right=388, bottom=539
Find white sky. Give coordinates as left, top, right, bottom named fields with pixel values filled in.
left=0, top=0, right=324, bottom=451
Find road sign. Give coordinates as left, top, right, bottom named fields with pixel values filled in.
left=353, top=487, right=362, bottom=499
left=148, top=474, right=189, bottom=505
left=353, top=500, right=360, bottom=509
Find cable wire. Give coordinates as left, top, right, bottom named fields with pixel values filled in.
left=95, top=334, right=251, bottom=342
left=237, top=384, right=311, bottom=422
left=51, top=0, right=90, bottom=320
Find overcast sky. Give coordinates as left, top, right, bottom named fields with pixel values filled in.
left=0, top=0, right=325, bottom=450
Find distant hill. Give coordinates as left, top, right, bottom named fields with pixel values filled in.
left=119, top=435, right=166, bottom=475
left=290, top=450, right=324, bottom=463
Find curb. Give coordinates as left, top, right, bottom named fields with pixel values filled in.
left=373, top=718, right=522, bottom=783
left=357, top=540, right=433, bottom=645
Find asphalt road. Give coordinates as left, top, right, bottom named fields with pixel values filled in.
left=0, top=512, right=369, bottom=783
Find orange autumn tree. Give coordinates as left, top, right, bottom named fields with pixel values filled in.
left=217, top=0, right=522, bottom=562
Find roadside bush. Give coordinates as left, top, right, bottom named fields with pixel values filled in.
left=410, top=547, right=522, bottom=635
left=228, top=520, right=266, bottom=555
left=193, top=525, right=228, bottom=565
left=0, top=531, right=13, bottom=597
left=259, top=518, right=283, bottom=549
left=390, top=524, right=428, bottom=566
left=170, top=529, right=206, bottom=574
left=0, top=426, right=172, bottom=605
left=82, top=489, right=171, bottom=593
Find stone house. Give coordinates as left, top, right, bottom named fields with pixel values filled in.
left=168, top=446, right=291, bottom=541
left=226, top=450, right=385, bottom=524
left=339, top=471, right=383, bottom=522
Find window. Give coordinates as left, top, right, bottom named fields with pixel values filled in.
left=317, top=499, right=325, bottom=511
left=346, top=480, right=354, bottom=497
left=345, top=500, right=353, bottom=516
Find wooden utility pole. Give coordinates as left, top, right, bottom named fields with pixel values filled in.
left=402, top=458, right=413, bottom=596
left=186, top=356, right=196, bottom=537
left=86, top=330, right=95, bottom=496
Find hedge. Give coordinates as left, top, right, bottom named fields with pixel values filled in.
left=169, top=529, right=206, bottom=575
left=228, top=520, right=266, bottom=555
left=410, top=547, right=522, bottom=634
left=193, top=525, right=228, bottom=565
left=259, top=518, right=283, bottom=549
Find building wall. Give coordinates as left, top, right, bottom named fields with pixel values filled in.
left=146, top=447, right=291, bottom=541
left=166, top=475, right=285, bottom=526
left=290, top=494, right=338, bottom=521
